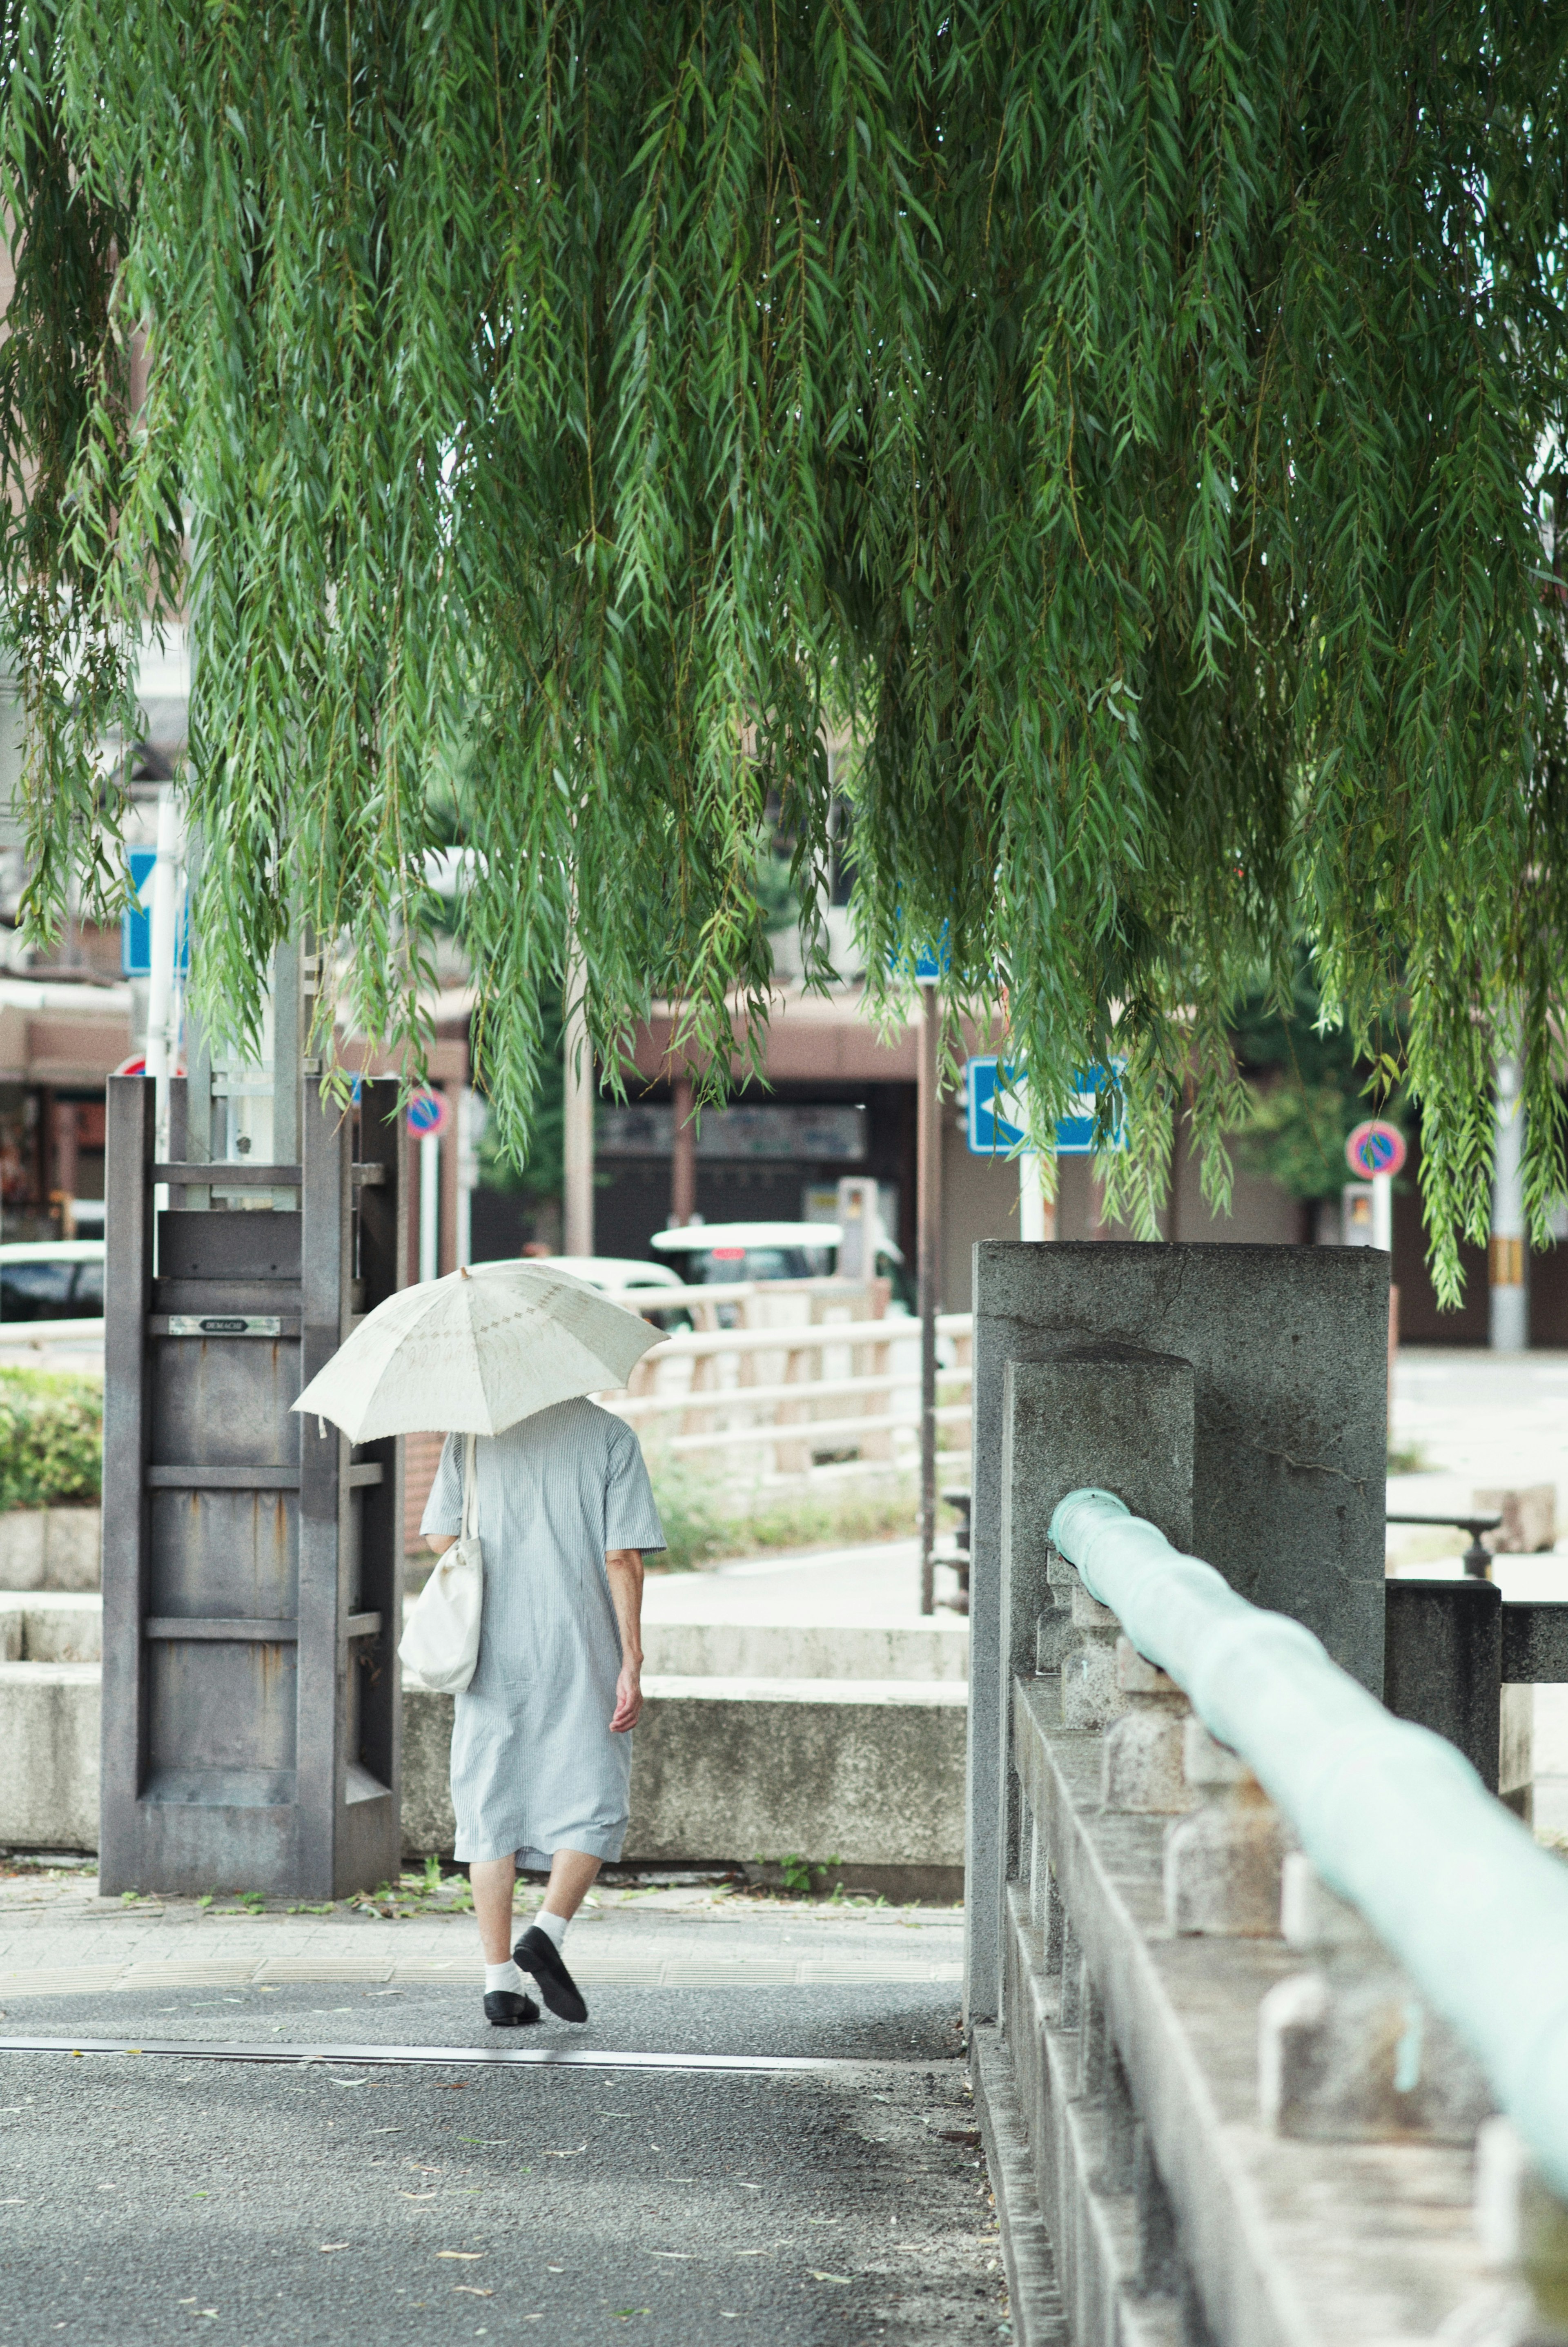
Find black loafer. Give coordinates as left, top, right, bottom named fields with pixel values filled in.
left=483, top=1988, right=541, bottom=2028
left=513, top=1925, right=588, bottom=2024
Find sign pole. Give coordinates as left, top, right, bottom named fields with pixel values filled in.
left=1371, top=1172, right=1392, bottom=1254
left=1345, top=1118, right=1405, bottom=1257
left=143, top=784, right=183, bottom=1160
left=1018, top=1149, right=1051, bottom=1243
left=918, top=978, right=942, bottom=1617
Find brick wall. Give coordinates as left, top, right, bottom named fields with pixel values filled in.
left=403, top=1430, right=447, bottom=1553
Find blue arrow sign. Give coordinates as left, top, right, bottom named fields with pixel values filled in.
left=121, top=848, right=191, bottom=979
left=965, top=1058, right=1126, bottom=1157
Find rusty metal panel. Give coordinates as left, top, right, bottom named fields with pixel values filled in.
left=147, top=1490, right=298, bottom=1622
left=149, top=1334, right=301, bottom=1467
left=146, top=1635, right=299, bottom=1787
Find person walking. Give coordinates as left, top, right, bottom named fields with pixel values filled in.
left=420, top=1394, right=666, bottom=2029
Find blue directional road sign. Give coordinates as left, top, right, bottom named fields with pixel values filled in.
left=121, top=848, right=191, bottom=979
left=965, top=1058, right=1126, bottom=1156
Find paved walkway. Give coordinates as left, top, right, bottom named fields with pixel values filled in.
left=0, top=1870, right=1001, bottom=2344
left=0, top=1875, right=963, bottom=2004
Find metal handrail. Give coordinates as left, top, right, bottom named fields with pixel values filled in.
left=1049, top=1485, right=1568, bottom=2198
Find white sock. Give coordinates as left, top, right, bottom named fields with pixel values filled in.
left=533, top=1907, right=568, bottom=1952
left=485, top=1959, right=526, bottom=1994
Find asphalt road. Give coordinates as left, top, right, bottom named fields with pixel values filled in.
left=0, top=1980, right=1006, bottom=2345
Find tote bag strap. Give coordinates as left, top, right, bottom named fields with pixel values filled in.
left=460, top=1431, right=478, bottom=1544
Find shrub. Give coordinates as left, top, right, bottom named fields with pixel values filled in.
left=0, top=1369, right=104, bottom=1510
left=645, top=1443, right=921, bottom=1572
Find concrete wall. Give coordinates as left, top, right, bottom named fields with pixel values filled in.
left=0, top=1660, right=100, bottom=1847
left=0, top=1510, right=101, bottom=1592
left=0, top=1664, right=967, bottom=1879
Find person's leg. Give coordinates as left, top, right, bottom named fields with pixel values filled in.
left=514, top=1848, right=601, bottom=2023
left=470, top=1854, right=518, bottom=1964
left=541, top=1847, right=602, bottom=1927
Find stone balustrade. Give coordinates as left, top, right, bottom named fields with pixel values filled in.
left=976, top=1534, right=1568, bottom=2347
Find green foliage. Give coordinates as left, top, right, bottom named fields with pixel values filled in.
left=752, top=828, right=800, bottom=936
left=758, top=1853, right=843, bottom=1898
left=646, top=1446, right=917, bottom=1573
left=1233, top=1079, right=1354, bottom=1205
left=2, top=7, right=1567, bottom=1304
left=1229, top=957, right=1405, bottom=1202
left=478, top=1013, right=566, bottom=1206
left=0, top=1368, right=102, bottom=1510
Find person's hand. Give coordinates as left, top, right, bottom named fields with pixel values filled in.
left=609, top=1663, right=643, bottom=1734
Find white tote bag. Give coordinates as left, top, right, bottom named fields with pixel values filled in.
left=398, top=1432, right=483, bottom=1694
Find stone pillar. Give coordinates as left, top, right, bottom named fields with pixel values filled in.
left=1490, top=1053, right=1528, bottom=1352
left=967, top=1241, right=1389, bottom=2026
left=1259, top=1854, right=1493, bottom=2141
left=974, top=1343, right=1194, bottom=2021
left=1164, top=1717, right=1286, bottom=1935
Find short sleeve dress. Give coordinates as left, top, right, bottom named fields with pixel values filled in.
left=419, top=1398, right=666, bottom=1868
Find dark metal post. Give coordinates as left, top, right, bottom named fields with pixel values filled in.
left=100, top=1056, right=403, bottom=1897
left=99, top=1077, right=155, bottom=1879
left=296, top=1077, right=351, bottom=1893
left=918, top=980, right=941, bottom=1615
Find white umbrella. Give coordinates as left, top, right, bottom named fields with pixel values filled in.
left=291, top=1260, right=664, bottom=1442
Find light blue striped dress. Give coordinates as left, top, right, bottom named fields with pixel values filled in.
left=419, top=1398, right=666, bottom=1868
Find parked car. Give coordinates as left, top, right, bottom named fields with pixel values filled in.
left=650, top=1220, right=913, bottom=1310
left=0, top=1239, right=106, bottom=1322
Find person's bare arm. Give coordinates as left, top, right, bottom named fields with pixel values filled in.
left=425, top=1532, right=457, bottom=1556
left=605, top=1547, right=645, bottom=1732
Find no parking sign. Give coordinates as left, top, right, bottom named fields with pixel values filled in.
left=405, top=1089, right=449, bottom=1141
left=1345, top=1119, right=1405, bottom=1179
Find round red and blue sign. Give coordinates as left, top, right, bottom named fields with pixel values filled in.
left=1345, top=1119, right=1405, bottom=1179
left=405, top=1089, right=449, bottom=1140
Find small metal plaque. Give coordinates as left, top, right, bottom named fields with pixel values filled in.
left=167, top=1314, right=284, bottom=1338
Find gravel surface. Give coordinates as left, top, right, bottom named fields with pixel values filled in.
left=0, top=1980, right=1007, bottom=2345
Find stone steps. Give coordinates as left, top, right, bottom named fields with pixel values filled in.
left=0, top=1591, right=969, bottom=1681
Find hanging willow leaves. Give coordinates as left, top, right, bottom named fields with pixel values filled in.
left=2, top=2, right=1566, bottom=1300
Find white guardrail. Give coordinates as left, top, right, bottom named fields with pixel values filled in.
left=1051, top=1485, right=1568, bottom=2198
left=592, top=1283, right=975, bottom=1485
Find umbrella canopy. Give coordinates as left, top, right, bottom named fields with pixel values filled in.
left=291, top=1260, right=664, bottom=1442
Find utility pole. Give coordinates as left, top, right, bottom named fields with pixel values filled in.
left=918, top=979, right=942, bottom=1615
left=142, top=784, right=184, bottom=1158
left=670, top=1068, right=697, bottom=1227
left=1490, top=1052, right=1527, bottom=1351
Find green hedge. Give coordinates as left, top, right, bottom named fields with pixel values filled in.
left=0, top=1369, right=103, bottom=1511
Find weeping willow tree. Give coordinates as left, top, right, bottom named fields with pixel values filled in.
left=2, top=2, right=1566, bottom=1298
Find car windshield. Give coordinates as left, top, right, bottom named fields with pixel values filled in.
left=693, top=1246, right=826, bottom=1283
left=1, top=1260, right=76, bottom=1319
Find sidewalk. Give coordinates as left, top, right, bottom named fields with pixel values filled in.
left=0, top=1870, right=963, bottom=2005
